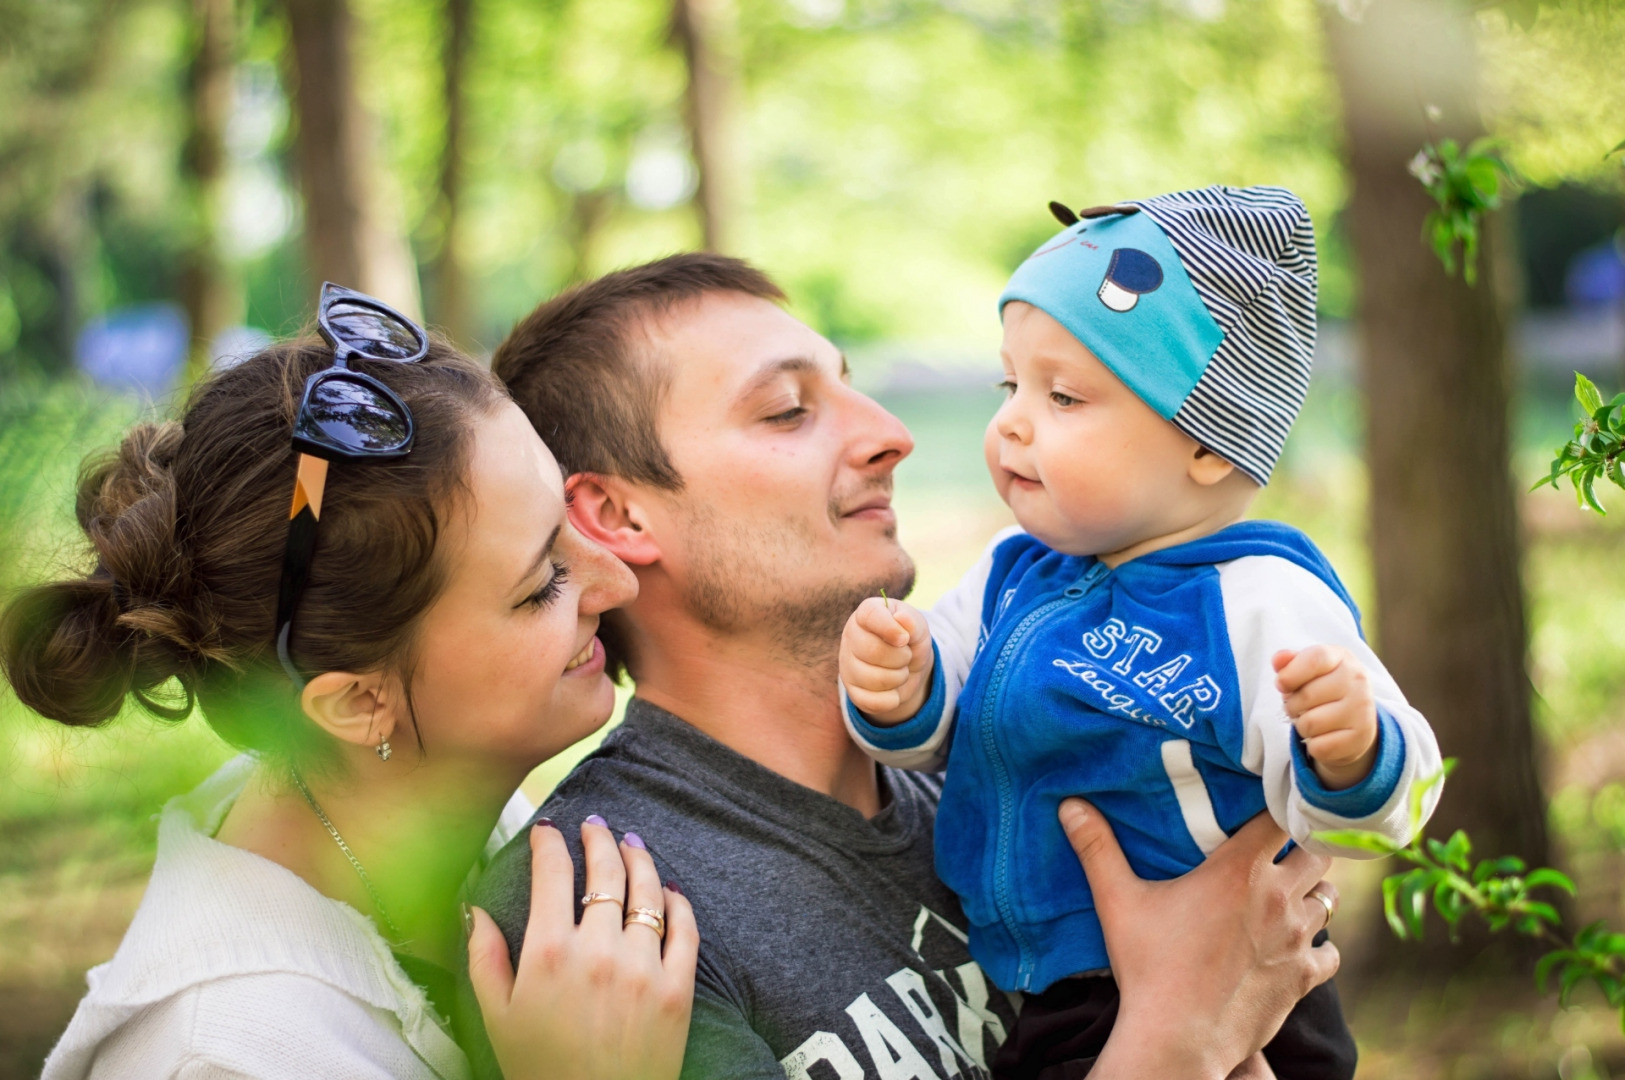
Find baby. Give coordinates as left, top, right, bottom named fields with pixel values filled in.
left=839, top=186, right=1442, bottom=1080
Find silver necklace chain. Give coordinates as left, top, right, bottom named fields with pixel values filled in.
left=290, top=771, right=407, bottom=945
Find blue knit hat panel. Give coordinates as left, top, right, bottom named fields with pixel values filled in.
left=998, top=185, right=1318, bottom=485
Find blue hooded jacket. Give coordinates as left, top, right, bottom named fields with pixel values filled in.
left=847, top=521, right=1442, bottom=993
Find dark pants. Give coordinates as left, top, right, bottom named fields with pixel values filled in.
left=990, top=932, right=1356, bottom=1080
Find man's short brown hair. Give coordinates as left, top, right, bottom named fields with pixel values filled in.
left=492, top=253, right=787, bottom=491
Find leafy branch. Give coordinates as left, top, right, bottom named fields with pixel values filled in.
left=1322, top=763, right=1625, bottom=1027
left=1533, top=373, right=1625, bottom=514
left=1407, top=137, right=1517, bottom=286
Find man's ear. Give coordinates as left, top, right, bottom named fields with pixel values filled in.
left=567, top=472, right=662, bottom=566
left=300, top=669, right=398, bottom=752
left=1188, top=445, right=1237, bottom=487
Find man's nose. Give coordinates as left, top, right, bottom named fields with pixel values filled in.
left=843, top=387, right=914, bottom=469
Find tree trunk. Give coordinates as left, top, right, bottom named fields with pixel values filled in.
left=1325, top=0, right=1551, bottom=977
left=670, top=0, right=740, bottom=253
left=180, top=0, right=241, bottom=382
left=426, top=0, right=474, bottom=349
left=283, top=0, right=421, bottom=316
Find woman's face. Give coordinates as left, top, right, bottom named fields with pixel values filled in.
left=404, top=401, right=637, bottom=769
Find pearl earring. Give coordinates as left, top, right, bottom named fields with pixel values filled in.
left=376, top=737, right=392, bottom=762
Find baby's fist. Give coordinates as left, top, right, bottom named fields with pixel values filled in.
left=840, top=596, right=934, bottom=725
left=1273, top=645, right=1378, bottom=790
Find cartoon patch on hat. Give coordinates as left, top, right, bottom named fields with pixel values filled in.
left=1097, top=248, right=1163, bottom=313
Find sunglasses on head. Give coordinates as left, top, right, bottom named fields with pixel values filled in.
left=275, top=283, right=429, bottom=687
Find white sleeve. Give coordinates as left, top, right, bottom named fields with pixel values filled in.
left=1219, top=555, right=1443, bottom=858
left=842, top=526, right=1024, bottom=772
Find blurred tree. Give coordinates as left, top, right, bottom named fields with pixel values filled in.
left=425, top=0, right=475, bottom=348
left=1324, top=0, right=1550, bottom=975
left=180, top=0, right=243, bottom=381
left=672, top=0, right=740, bottom=252
left=282, top=0, right=421, bottom=314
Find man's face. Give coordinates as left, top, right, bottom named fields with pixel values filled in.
left=642, top=291, right=916, bottom=659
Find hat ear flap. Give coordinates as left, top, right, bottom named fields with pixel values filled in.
left=1048, top=201, right=1080, bottom=227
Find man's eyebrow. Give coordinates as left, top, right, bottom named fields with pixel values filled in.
left=733, top=356, right=826, bottom=405
left=515, top=523, right=564, bottom=593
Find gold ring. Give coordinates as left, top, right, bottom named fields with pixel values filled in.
left=624, top=908, right=666, bottom=937
left=1311, top=889, right=1335, bottom=930
left=581, top=892, right=623, bottom=909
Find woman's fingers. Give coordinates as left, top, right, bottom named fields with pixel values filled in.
left=466, top=905, right=516, bottom=1017
left=579, top=816, right=628, bottom=932
left=620, top=833, right=667, bottom=954
left=661, top=885, right=699, bottom=981
left=522, top=820, right=575, bottom=932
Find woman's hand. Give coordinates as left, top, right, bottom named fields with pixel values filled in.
left=1059, top=799, right=1338, bottom=1080
left=468, top=818, right=698, bottom=1080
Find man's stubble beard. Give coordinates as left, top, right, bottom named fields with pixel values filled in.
left=678, top=496, right=916, bottom=672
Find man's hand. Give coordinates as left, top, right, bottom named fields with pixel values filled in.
left=1060, top=799, right=1339, bottom=1080
left=1274, top=645, right=1379, bottom=790
left=838, top=595, right=934, bottom=725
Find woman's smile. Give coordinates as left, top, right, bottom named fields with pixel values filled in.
left=563, top=635, right=603, bottom=675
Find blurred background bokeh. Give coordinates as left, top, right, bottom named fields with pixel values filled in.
left=3, top=0, right=1625, bottom=1076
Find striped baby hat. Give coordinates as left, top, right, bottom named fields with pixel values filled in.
left=998, top=185, right=1318, bottom=485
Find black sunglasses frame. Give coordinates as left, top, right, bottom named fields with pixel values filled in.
left=275, top=283, right=429, bottom=686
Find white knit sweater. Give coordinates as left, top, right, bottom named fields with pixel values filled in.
left=43, top=756, right=534, bottom=1080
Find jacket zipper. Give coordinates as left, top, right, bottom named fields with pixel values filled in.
left=981, top=561, right=1111, bottom=989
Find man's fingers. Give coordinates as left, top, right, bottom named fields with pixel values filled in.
left=1275, top=841, right=1335, bottom=896
left=466, top=905, right=515, bottom=1018
left=1059, top=798, right=1135, bottom=909
left=579, top=816, right=628, bottom=932
left=1304, top=935, right=1341, bottom=990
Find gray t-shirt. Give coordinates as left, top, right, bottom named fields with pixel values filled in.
left=464, top=698, right=1018, bottom=1080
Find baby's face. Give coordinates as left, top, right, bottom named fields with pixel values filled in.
left=986, top=302, right=1217, bottom=558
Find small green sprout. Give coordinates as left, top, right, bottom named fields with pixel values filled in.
left=1533, top=373, right=1625, bottom=514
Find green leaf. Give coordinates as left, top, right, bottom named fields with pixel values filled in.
left=1523, top=900, right=1563, bottom=927
left=1537, top=948, right=1572, bottom=992
left=1316, top=829, right=1400, bottom=855
left=1525, top=867, right=1577, bottom=896
left=1578, top=373, right=1605, bottom=415
left=1382, top=874, right=1408, bottom=939
left=1606, top=138, right=1625, bottom=161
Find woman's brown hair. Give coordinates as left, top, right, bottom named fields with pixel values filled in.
left=0, top=337, right=508, bottom=771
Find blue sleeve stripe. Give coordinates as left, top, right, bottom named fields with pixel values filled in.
left=1291, top=707, right=1406, bottom=818
left=846, top=641, right=949, bottom=752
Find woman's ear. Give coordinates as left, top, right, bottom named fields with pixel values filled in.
left=566, top=472, right=662, bottom=566
left=1188, top=446, right=1237, bottom=488
left=300, top=669, right=398, bottom=752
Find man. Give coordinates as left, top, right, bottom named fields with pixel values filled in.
left=465, top=254, right=1340, bottom=1079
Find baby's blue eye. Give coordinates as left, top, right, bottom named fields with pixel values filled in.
left=1051, top=391, right=1080, bottom=407
left=996, top=380, right=1017, bottom=397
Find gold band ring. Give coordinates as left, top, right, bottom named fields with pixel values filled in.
left=624, top=908, right=666, bottom=938
left=581, top=892, right=623, bottom=909
left=1311, top=889, right=1335, bottom=930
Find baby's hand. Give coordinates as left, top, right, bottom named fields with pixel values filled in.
left=1273, top=645, right=1378, bottom=791
left=839, top=596, right=935, bottom=726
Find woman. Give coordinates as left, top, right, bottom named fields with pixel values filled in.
left=1, top=286, right=694, bottom=1079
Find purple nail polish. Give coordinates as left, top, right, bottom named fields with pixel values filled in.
left=534, top=817, right=555, bottom=829
left=624, top=832, right=646, bottom=850
left=665, top=879, right=683, bottom=896
left=584, top=814, right=608, bottom=827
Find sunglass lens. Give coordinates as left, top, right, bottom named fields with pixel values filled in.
left=298, top=375, right=410, bottom=452
left=326, top=300, right=423, bottom=360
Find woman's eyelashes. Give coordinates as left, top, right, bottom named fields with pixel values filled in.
left=764, top=404, right=808, bottom=426
left=521, top=564, right=571, bottom=609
